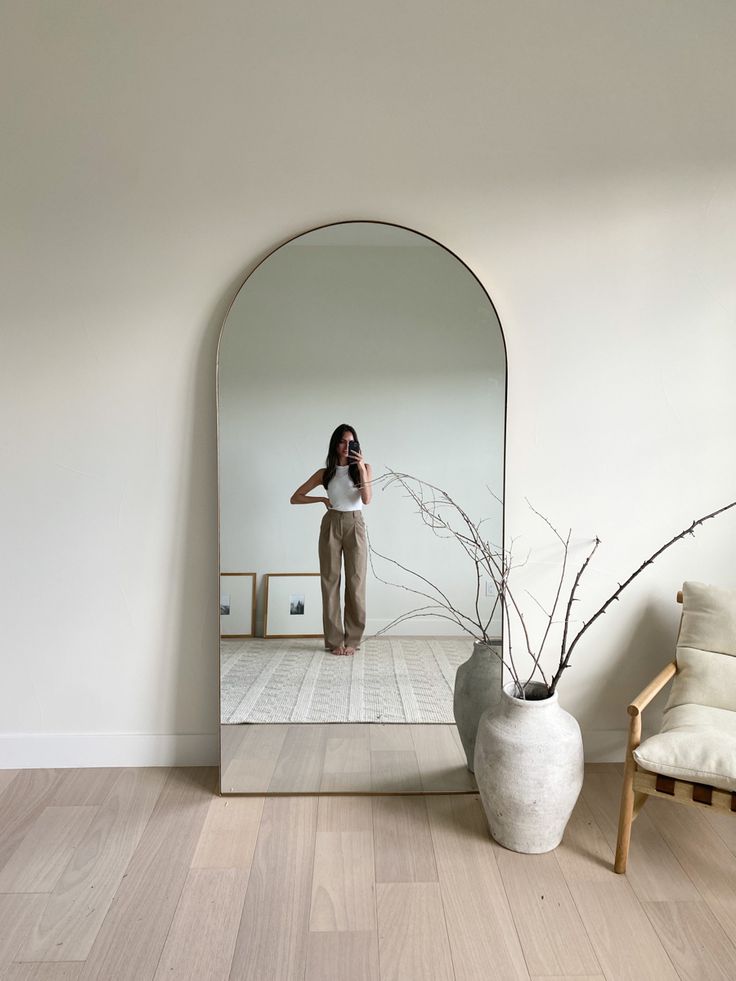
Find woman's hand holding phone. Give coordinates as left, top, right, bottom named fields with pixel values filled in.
left=348, top=440, right=366, bottom=470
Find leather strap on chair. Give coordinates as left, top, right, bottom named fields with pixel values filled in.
left=654, top=775, right=726, bottom=807
left=692, top=784, right=713, bottom=805
left=655, top=775, right=675, bottom=795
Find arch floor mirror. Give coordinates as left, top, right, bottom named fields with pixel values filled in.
left=218, top=221, right=507, bottom=794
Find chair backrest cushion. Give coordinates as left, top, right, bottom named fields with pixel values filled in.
left=665, top=580, right=736, bottom=715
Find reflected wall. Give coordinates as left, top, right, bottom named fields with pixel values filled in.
left=219, top=222, right=506, bottom=638
left=217, top=221, right=507, bottom=793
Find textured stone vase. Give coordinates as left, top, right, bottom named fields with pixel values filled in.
left=474, top=681, right=584, bottom=853
left=453, top=641, right=503, bottom=772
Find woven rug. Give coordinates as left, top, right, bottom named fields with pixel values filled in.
left=220, top=636, right=475, bottom=724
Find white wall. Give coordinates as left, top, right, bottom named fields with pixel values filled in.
left=1, top=0, right=734, bottom=765
left=218, top=237, right=505, bottom=637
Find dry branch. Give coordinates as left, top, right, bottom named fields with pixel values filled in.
left=371, top=470, right=736, bottom=698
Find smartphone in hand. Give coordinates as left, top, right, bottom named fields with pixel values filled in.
left=348, top=439, right=360, bottom=458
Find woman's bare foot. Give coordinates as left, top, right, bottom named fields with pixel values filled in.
left=343, top=646, right=356, bottom=656
left=330, top=645, right=347, bottom=655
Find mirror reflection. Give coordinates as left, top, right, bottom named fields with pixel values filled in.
left=218, top=221, right=506, bottom=793
left=290, top=423, right=372, bottom=657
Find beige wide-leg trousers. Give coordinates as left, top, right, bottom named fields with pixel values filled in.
left=318, top=510, right=367, bottom=650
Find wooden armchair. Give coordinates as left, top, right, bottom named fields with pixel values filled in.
left=614, top=582, right=736, bottom=874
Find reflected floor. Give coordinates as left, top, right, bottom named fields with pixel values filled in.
left=220, top=722, right=477, bottom=795
left=221, top=636, right=475, bottom=725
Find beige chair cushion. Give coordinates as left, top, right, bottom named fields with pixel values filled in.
left=665, top=581, right=736, bottom=714
left=633, top=581, right=736, bottom=792
left=633, top=703, right=736, bottom=792
left=677, top=581, right=736, bottom=657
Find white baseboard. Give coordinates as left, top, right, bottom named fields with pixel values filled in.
left=1, top=728, right=625, bottom=769
left=0, top=732, right=219, bottom=769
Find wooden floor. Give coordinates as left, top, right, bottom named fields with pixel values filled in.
left=1, top=764, right=735, bottom=980
left=221, top=723, right=478, bottom=794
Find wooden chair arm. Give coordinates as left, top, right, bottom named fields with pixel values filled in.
left=627, top=660, right=677, bottom=718
left=616, top=592, right=683, bottom=874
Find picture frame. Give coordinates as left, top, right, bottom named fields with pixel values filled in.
left=264, top=572, right=323, bottom=638
left=220, top=572, right=256, bottom=638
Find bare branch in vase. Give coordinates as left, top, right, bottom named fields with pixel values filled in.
left=371, top=469, right=736, bottom=699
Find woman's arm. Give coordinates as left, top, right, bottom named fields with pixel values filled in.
left=358, top=462, right=373, bottom=505
left=348, top=448, right=373, bottom=506
left=290, top=469, right=330, bottom=507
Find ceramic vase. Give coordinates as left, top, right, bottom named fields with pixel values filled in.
left=453, top=641, right=503, bottom=772
left=474, top=681, right=584, bottom=853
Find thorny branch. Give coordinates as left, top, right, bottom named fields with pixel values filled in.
left=370, top=470, right=736, bottom=698
left=548, top=499, right=736, bottom=693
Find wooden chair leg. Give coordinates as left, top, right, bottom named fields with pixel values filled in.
left=614, top=759, right=635, bottom=873
left=614, top=707, right=642, bottom=874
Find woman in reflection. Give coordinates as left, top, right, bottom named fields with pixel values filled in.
left=290, top=424, right=372, bottom=656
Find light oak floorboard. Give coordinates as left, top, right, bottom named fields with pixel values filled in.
left=305, top=931, right=379, bottom=981
left=47, top=770, right=121, bottom=807
left=644, top=797, right=736, bottom=941
left=317, top=795, right=373, bottom=833
left=568, top=878, right=679, bottom=980
left=495, top=848, right=600, bottom=977
left=554, top=795, right=614, bottom=882
left=221, top=724, right=479, bottom=794
left=7, top=764, right=736, bottom=981
left=0, top=770, right=62, bottom=875
left=267, top=726, right=328, bottom=793
left=0, top=771, right=20, bottom=797
left=20, top=768, right=169, bottom=962
left=370, top=750, right=422, bottom=793
left=219, top=724, right=288, bottom=792
left=0, top=895, right=48, bottom=975
left=323, top=731, right=371, bottom=775
left=702, top=809, right=736, bottom=859
left=324, top=723, right=373, bottom=739
left=319, top=771, right=374, bottom=792
left=0, top=806, right=97, bottom=894
left=373, top=797, right=437, bottom=883
left=426, top=795, right=529, bottom=980
left=152, top=868, right=249, bottom=981
left=309, top=831, right=376, bottom=932
left=376, top=882, right=454, bottom=981
left=4, top=965, right=83, bottom=980
left=75, top=767, right=216, bottom=981
left=410, top=725, right=476, bottom=793
left=643, top=900, right=736, bottom=981
left=368, top=725, right=415, bottom=751
left=218, top=722, right=246, bottom=777
left=581, top=764, right=699, bottom=901
left=321, top=730, right=373, bottom=792
left=449, top=724, right=466, bottom=755
left=229, top=796, right=318, bottom=981
left=191, top=795, right=264, bottom=870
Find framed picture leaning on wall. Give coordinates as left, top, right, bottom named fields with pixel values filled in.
left=264, top=572, right=323, bottom=638
left=220, top=572, right=256, bottom=638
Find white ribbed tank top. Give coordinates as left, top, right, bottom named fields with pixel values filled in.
left=327, top=466, right=363, bottom=511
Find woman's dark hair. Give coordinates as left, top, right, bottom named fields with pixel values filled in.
left=323, top=423, right=361, bottom=489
